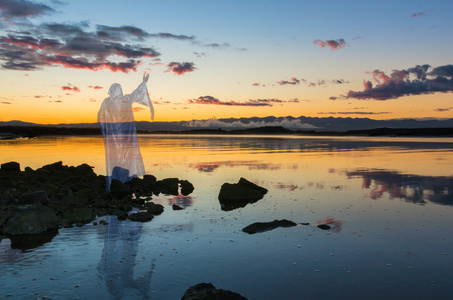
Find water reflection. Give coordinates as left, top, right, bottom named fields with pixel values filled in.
left=347, top=169, right=453, bottom=205
left=97, top=216, right=154, bottom=299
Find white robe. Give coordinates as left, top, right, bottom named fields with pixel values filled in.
left=97, top=81, right=154, bottom=190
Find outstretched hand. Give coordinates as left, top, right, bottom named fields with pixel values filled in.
left=143, top=73, right=150, bottom=83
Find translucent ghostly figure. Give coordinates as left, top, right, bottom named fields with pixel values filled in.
left=97, top=74, right=154, bottom=190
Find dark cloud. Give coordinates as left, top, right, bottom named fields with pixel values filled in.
left=313, top=39, right=346, bottom=50
left=252, top=82, right=265, bottom=87
left=411, top=12, right=425, bottom=18
left=1, top=101, right=12, bottom=104
left=318, top=111, right=390, bottom=115
left=347, top=64, right=453, bottom=100
left=61, top=85, right=80, bottom=92
left=96, top=25, right=152, bottom=41
left=149, top=32, right=195, bottom=41
left=88, top=85, right=103, bottom=89
left=278, top=77, right=300, bottom=85
left=0, top=26, right=160, bottom=72
left=0, top=0, right=55, bottom=20
left=435, top=107, right=453, bottom=112
left=166, top=61, right=197, bottom=75
left=188, top=96, right=298, bottom=107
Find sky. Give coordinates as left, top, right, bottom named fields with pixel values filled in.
left=0, top=0, right=452, bottom=124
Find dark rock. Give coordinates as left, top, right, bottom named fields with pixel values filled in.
left=218, top=178, right=267, bottom=211
left=0, top=194, right=13, bottom=208
left=317, top=224, right=331, bottom=230
left=74, top=163, right=95, bottom=176
left=1, top=161, right=20, bottom=172
left=63, top=208, right=95, bottom=224
left=238, top=177, right=268, bottom=195
left=99, top=220, right=108, bottom=225
left=181, top=282, right=247, bottom=300
left=110, top=179, right=133, bottom=198
left=157, top=178, right=179, bottom=195
left=172, top=204, right=184, bottom=210
left=3, top=204, right=60, bottom=235
left=9, top=229, right=59, bottom=251
left=18, top=190, right=49, bottom=205
left=301, top=222, right=310, bottom=226
left=146, top=202, right=164, bottom=215
left=40, top=161, right=65, bottom=171
left=179, top=179, right=194, bottom=196
left=0, top=211, right=11, bottom=227
left=242, top=219, right=297, bottom=234
left=127, top=211, right=154, bottom=222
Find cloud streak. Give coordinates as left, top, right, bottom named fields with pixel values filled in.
left=188, top=96, right=299, bottom=107
left=346, top=64, right=453, bottom=100
left=186, top=117, right=319, bottom=130
left=313, top=39, right=346, bottom=50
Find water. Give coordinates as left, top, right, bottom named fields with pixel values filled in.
left=1, top=135, right=453, bottom=299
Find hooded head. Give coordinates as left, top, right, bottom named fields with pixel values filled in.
left=108, top=83, right=123, bottom=99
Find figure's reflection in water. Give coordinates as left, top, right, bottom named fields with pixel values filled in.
left=98, top=216, right=154, bottom=299
left=347, top=169, right=453, bottom=205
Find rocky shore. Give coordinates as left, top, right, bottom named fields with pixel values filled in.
left=0, top=161, right=194, bottom=239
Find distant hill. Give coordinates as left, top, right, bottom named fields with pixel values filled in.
left=2, top=115, right=453, bottom=134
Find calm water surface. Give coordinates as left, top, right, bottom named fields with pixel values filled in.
left=1, top=135, right=453, bottom=299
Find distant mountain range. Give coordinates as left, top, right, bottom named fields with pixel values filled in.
left=2, top=116, right=453, bottom=132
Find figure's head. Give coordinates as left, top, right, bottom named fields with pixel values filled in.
left=108, top=83, right=123, bottom=98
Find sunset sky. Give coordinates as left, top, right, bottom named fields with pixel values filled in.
left=0, top=0, right=452, bottom=124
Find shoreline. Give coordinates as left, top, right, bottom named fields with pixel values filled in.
left=2, top=125, right=453, bottom=138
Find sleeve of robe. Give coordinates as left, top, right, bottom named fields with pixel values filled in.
left=127, top=81, right=154, bottom=121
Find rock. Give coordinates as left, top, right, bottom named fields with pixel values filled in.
left=179, top=180, right=194, bottom=196
left=18, top=190, right=49, bottom=205
left=242, top=219, right=297, bottom=234
left=157, top=178, right=179, bottom=195
left=9, top=229, right=59, bottom=251
left=237, top=177, right=268, bottom=195
left=127, top=211, right=154, bottom=222
left=40, top=161, right=65, bottom=171
left=172, top=204, right=184, bottom=210
left=110, top=179, right=133, bottom=198
left=0, top=211, right=11, bottom=227
left=63, top=208, right=95, bottom=224
left=317, top=224, right=331, bottom=230
left=218, top=178, right=267, bottom=211
left=1, top=161, right=20, bottom=172
left=3, top=204, right=60, bottom=235
left=181, top=282, right=247, bottom=300
left=146, top=202, right=164, bottom=215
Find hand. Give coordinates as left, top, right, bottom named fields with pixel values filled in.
left=143, top=73, right=150, bottom=83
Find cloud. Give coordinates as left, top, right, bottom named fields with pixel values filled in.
left=61, top=84, right=80, bottom=92
left=411, top=12, right=425, bottom=18
left=166, top=61, right=197, bottom=75
left=277, top=77, right=300, bottom=85
left=188, top=96, right=299, bottom=107
left=186, top=117, right=319, bottom=130
left=313, top=39, right=347, bottom=50
left=1, top=101, right=12, bottom=104
left=435, top=107, right=453, bottom=112
left=347, top=64, right=453, bottom=100
left=88, top=85, right=103, bottom=89
left=317, top=111, right=390, bottom=115
left=132, top=107, right=145, bottom=112
left=0, top=0, right=55, bottom=20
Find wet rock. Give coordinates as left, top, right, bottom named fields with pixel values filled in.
left=218, top=178, right=268, bottom=211
left=9, top=229, right=59, bottom=251
left=242, top=219, right=297, bottom=234
left=110, top=179, right=133, bottom=198
left=172, top=204, right=184, bottom=210
left=317, top=224, right=331, bottom=230
left=179, top=179, right=194, bottom=196
left=18, top=190, right=49, bottom=205
left=1, top=161, right=20, bottom=172
left=181, top=282, right=247, bottom=300
left=3, top=204, right=60, bottom=235
left=157, top=178, right=179, bottom=195
left=63, top=208, right=95, bottom=224
left=127, top=211, right=154, bottom=222
left=146, top=202, right=164, bottom=215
